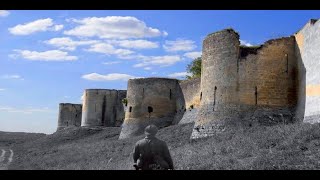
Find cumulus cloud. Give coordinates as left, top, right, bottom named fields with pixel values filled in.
left=0, top=10, right=10, bottom=17
left=144, top=67, right=152, bottom=70
left=82, top=73, right=138, bottom=81
left=133, top=55, right=181, bottom=67
left=0, top=74, right=24, bottom=80
left=107, top=39, right=159, bottom=49
left=0, top=106, right=52, bottom=114
left=0, top=88, right=5, bottom=91
left=102, top=61, right=122, bottom=65
left=45, top=37, right=98, bottom=51
left=12, top=49, right=78, bottom=61
left=240, top=40, right=254, bottom=47
left=8, top=18, right=64, bottom=35
left=168, top=72, right=192, bottom=78
left=163, top=39, right=197, bottom=52
left=184, top=51, right=202, bottom=59
left=64, top=16, right=165, bottom=39
left=86, top=43, right=134, bottom=58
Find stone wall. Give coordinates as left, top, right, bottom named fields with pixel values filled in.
left=175, top=77, right=201, bottom=124
left=119, top=78, right=181, bottom=139
left=57, top=103, right=82, bottom=131
left=81, top=89, right=126, bottom=127
left=191, top=29, right=299, bottom=139
left=295, top=19, right=320, bottom=123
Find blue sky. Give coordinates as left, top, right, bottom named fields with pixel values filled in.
left=0, top=10, right=319, bottom=134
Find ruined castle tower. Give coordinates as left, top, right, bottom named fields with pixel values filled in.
left=119, top=78, right=182, bottom=139
left=81, top=89, right=126, bottom=127
left=191, top=29, right=299, bottom=139
left=57, top=103, right=82, bottom=131
left=295, top=19, right=320, bottom=123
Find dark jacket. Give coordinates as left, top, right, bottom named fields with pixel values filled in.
left=133, top=136, right=174, bottom=170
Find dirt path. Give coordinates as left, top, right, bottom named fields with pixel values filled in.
left=0, top=148, right=14, bottom=170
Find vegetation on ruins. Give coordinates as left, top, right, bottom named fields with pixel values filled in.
left=186, top=57, right=201, bottom=80
left=121, top=98, right=128, bottom=106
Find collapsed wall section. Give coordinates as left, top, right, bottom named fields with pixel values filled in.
left=119, top=78, right=181, bottom=139
left=57, top=103, right=82, bottom=131
left=295, top=19, right=320, bottom=123
left=81, top=89, right=126, bottom=127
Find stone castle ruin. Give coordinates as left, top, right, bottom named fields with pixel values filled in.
left=57, top=19, right=320, bottom=140
left=57, top=103, right=82, bottom=131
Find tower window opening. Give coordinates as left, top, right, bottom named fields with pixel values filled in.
left=169, top=89, right=172, bottom=100
left=148, top=106, right=153, bottom=113
left=129, top=106, right=132, bottom=112
left=255, top=86, right=258, bottom=105
left=200, top=92, right=202, bottom=101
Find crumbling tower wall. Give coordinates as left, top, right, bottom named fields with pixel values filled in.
left=119, top=78, right=181, bottom=139
left=81, top=89, right=126, bottom=127
left=295, top=19, right=320, bottom=123
left=191, top=29, right=299, bottom=139
left=57, top=103, right=82, bottom=131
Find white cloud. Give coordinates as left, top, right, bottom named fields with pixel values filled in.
left=8, top=18, right=63, bottom=35
left=64, top=16, right=165, bottom=39
left=102, top=61, right=122, bottom=65
left=184, top=51, right=202, bottom=59
left=86, top=43, right=134, bottom=58
left=12, top=49, right=78, bottom=61
left=54, top=24, right=64, bottom=31
left=163, top=31, right=168, bottom=37
left=0, top=74, right=24, bottom=80
left=168, top=72, right=192, bottom=78
left=0, top=88, right=5, bottom=91
left=0, top=10, right=10, bottom=17
left=45, top=37, right=98, bottom=51
left=240, top=40, right=253, bottom=47
left=163, top=39, right=197, bottom=52
left=133, top=55, right=182, bottom=67
left=144, top=67, right=152, bottom=70
left=108, top=39, right=159, bottom=49
left=82, top=73, right=138, bottom=81
left=0, top=106, right=52, bottom=114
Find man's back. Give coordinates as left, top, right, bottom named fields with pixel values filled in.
left=133, top=136, right=173, bottom=170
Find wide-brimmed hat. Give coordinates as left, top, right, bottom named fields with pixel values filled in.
left=144, top=124, right=158, bottom=135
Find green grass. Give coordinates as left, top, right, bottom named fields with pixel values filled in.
left=6, top=122, right=320, bottom=170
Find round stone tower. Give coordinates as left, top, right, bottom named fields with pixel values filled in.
left=57, top=103, right=82, bottom=131
left=119, top=78, right=180, bottom=139
left=191, top=29, right=241, bottom=139
left=81, top=89, right=125, bottom=127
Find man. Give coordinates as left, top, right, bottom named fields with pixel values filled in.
left=133, top=124, right=174, bottom=170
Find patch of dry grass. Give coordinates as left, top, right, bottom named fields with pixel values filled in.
left=6, top=122, right=320, bottom=170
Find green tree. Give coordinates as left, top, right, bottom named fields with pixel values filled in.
left=186, top=57, right=201, bottom=79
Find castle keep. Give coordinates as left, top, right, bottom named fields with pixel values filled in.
left=57, top=19, right=320, bottom=140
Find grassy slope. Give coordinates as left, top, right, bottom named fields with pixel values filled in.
left=0, top=131, right=46, bottom=147
left=6, top=122, right=320, bottom=170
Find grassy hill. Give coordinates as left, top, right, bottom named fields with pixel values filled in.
left=4, top=122, right=320, bottom=170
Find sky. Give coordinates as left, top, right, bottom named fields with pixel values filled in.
left=1, top=10, right=320, bottom=134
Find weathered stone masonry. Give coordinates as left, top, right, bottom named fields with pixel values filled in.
left=191, top=29, right=299, bottom=139
left=57, top=19, right=320, bottom=140
left=119, top=78, right=183, bottom=139
left=57, top=103, right=82, bottom=131
left=81, top=89, right=126, bottom=127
